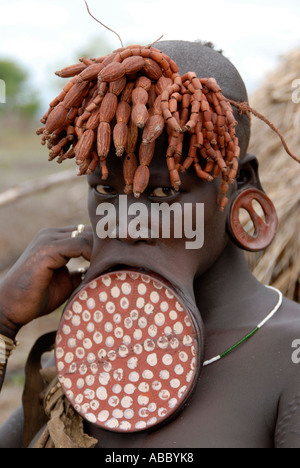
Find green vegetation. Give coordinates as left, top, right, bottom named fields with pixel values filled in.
left=0, top=59, right=41, bottom=118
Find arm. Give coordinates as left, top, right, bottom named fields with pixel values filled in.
left=0, top=407, right=24, bottom=448
left=274, top=337, right=300, bottom=448
left=275, top=385, right=300, bottom=448
left=0, top=226, right=93, bottom=446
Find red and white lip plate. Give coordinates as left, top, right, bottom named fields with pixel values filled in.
left=55, top=269, right=201, bottom=433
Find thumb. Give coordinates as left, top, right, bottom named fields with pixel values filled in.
left=44, top=267, right=88, bottom=315
left=70, top=267, right=88, bottom=293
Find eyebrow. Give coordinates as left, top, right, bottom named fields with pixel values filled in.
left=148, top=167, right=173, bottom=185
left=88, top=162, right=119, bottom=182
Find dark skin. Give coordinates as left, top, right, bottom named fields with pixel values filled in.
left=0, top=41, right=299, bottom=448
left=0, top=137, right=300, bottom=448
left=84, top=141, right=300, bottom=449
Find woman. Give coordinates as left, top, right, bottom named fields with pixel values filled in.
left=0, top=40, right=299, bottom=448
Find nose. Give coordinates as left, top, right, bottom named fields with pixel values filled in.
left=95, top=194, right=156, bottom=244
left=116, top=194, right=155, bottom=245
left=116, top=212, right=154, bottom=245
left=117, top=233, right=151, bottom=245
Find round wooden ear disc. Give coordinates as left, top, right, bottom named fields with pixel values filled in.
left=228, top=188, right=278, bottom=252
left=55, top=270, right=202, bottom=433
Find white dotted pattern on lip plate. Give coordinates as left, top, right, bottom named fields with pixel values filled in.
left=55, top=271, right=199, bottom=433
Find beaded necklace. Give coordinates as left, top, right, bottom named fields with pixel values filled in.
left=203, top=286, right=283, bottom=367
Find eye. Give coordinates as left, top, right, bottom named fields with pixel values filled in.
left=95, top=185, right=117, bottom=196
left=150, top=187, right=177, bottom=198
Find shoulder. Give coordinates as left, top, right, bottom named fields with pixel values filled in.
left=271, top=296, right=300, bottom=353
left=263, top=296, right=300, bottom=372
left=0, top=406, right=24, bottom=448
left=278, top=295, right=300, bottom=324
left=269, top=297, right=300, bottom=448
left=253, top=294, right=300, bottom=406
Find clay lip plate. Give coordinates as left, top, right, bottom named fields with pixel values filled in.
left=55, top=269, right=201, bottom=433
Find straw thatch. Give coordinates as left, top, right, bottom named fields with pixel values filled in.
left=247, top=48, right=300, bottom=302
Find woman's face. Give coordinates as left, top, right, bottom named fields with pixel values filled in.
left=86, top=133, right=231, bottom=295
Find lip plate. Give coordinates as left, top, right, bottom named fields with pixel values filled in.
left=55, top=268, right=203, bottom=433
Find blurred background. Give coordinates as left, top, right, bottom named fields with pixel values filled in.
left=1, top=0, right=300, bottom=425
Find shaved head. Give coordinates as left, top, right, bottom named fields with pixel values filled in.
left=157, top=40, right=251, bottom=157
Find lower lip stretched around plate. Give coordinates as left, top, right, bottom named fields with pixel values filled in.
left=55, top=269, right=201, bottom=433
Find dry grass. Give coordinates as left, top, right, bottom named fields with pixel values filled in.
left=247, top=48, right=300, bottom=301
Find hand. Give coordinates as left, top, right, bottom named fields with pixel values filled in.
left=0, top=226, right=93, bottom=338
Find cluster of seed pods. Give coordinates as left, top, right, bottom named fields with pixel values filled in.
left=37, top=44, right=241, bottom=211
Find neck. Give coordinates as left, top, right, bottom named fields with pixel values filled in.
left=194, top=242, right=266, bottom=330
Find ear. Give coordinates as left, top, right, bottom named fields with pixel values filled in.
left=236, top=153, right=264, bottom=192
left=226, top=153, right=278, bottom=252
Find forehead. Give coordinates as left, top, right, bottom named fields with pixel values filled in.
left=89, top=130, right=200, bottom=189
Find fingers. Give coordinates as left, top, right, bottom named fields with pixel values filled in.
left=59, top=233, right=93, bottom=262
left=0, top=225, right=94, bottom=330
left=22, top=225, right=94, bottom=273
left=37, top=224, right=92, bottom=241
left=69, top=269, right=88, bottom=295
left=60, top=224, right=93, bottom=234
left=45, top=231, right=93, bottom=270
left=64, top=224, right=93, bottom=261
left=70, top=224, right=90, bottom=239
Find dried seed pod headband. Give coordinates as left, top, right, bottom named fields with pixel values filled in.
left=37, top=44, right=241, bottom=211
left=37, top=17, right=299, bottom=211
